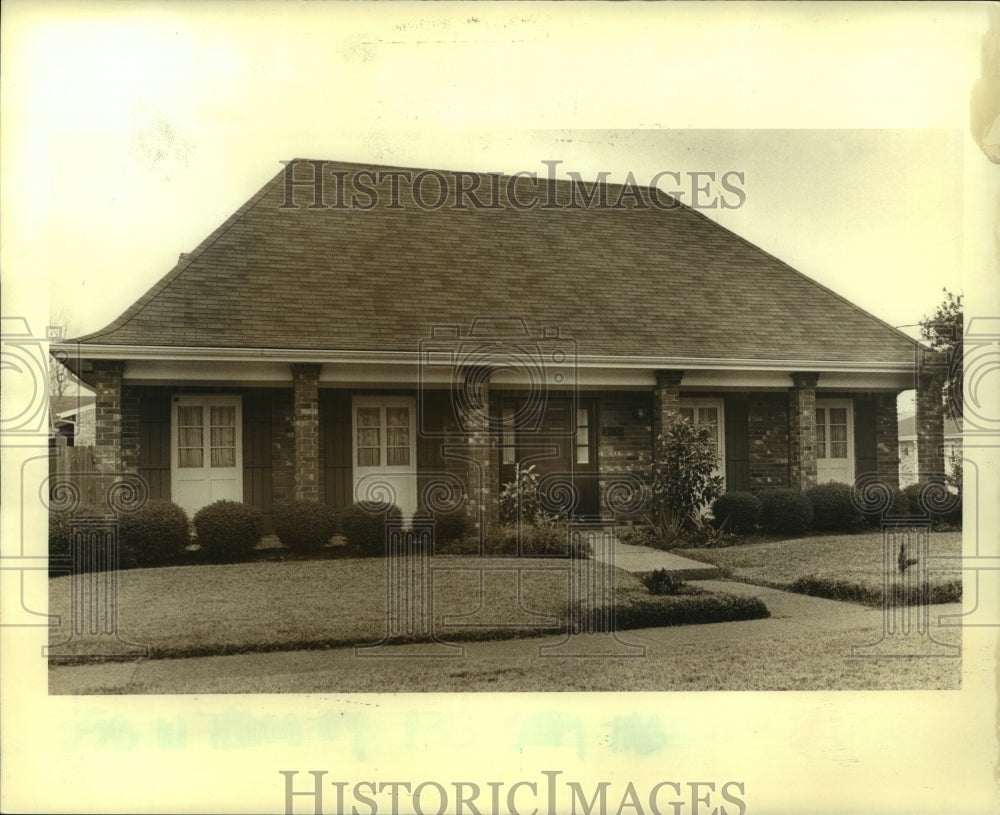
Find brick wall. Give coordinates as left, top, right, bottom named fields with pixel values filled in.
left=92, top=360, right=125, bottom=473
left=597, top=391, right=652, bottom=515
left=916, top=369, right=946, bottom=482
left=748, top=393, right=788, bottom=489
left=651, top=370, right=683, bottom=445
left=292, top=364, right=320, bottom=501
left=459, top=369, right=497, bottom=528
left=874, top=392, right=900, bottom=486
left=788, top=372, right=819, bottom=491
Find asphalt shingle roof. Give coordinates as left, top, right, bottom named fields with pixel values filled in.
left=78, top=160, right=919, bottom=365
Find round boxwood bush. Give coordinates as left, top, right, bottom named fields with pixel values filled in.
left=340, top=501, right=402, bottom=557
left=758, top=488, right=814, bottom=535
left=902, top=482, right=962, bottom=527
left=192, top=499, right=263, bottom=562
left=855, top=485, right=911, bottom=525
left=711, top=491, right=762, bottom=534
left=49, top=507, right=122, bottom=574
left=414, top=506, right=470, bottom=547
left=806, top=482, right=863, bottom=532
left=120, top=500, right=190, bottom=567
left=272, top=499, right=338, bottom=555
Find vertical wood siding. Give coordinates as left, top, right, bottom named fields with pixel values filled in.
left=724, top=396, right=750, bottom=492
left=138, top=389, right=171, bottom=500
left=321, top=390, right=353, bottom=509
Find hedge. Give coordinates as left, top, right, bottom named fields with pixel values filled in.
left=193, top=500, right=263, bottom=562
left=758, top=489, right=814, bottom=535
left=120, top=500, right=190, bottom=567
left=273, top=500, right=339, bottom=555
left=711, top=492, right=761, bottom=534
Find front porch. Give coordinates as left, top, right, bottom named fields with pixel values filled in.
left=79, top=359, right=937, bottom=531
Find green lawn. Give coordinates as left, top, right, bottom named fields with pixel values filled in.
left=47, top=556, right=764, bottom=660
left=673, top=531, right=963, bottom=604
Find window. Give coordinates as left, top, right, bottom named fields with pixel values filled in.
left=815, top=399, right=855, bottom=485
left=501, top=406, right=516, bottom=464
left=816, top=406, right=849, bottom=460
left=678, top=398, right=725, bottom=481
left=385, top=406, right=411, bottom=467
left=177, top=405, right=204, bottom=468
left=210, top=406, right=237, bottom=467
left=176, top=401, right=238, bottom=469
left=353, top=398, right=414, bottom=470
left=576, top=407, right=591, bottom=464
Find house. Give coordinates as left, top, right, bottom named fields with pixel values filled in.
left=898, top=414, right=962, bottom=487
left=51, top=396, right=96, bottom=447
left=52, top=159, right=949, bottom=530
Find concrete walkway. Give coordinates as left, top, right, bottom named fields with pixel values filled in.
left=593, top=539, right=720, bottom=579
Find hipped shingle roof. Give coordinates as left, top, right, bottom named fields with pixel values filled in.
left=78, top=160, right=919, bottom=365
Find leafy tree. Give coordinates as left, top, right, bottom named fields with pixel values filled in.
left=644, top=413, right=724, bottom=541
left=919, top=289, right=963, bottom=421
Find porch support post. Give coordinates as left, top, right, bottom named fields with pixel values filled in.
left=916, top=354, right=946, bottom=483
left=292, top=363, right=321, bottom=502
left=874, top=392, right=901, bottom=487
left=460, top=365, right=497, bottom=529
left=788, top=372, right=819, bottom=491
left=651, top=369, right=684, bottom=458
left=92, top=360, right=125, bottom=474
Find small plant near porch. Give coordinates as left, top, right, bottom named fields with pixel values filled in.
left=643, top=413, right=724, bottom=543
left=498, top=464, right=564, bottom=526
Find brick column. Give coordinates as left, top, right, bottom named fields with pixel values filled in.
left=916, top=367, right=946, bottom=483
left=874, top=392, right=900, bottom=487
left=651, top=370, right=684, bottom=457
left=92, top=360, right=125, bottom=474
left=460, top=366, right=497, bottom=528
left=788, top=372, right=819, bottom=491
left=292, top=364, right=321, bottom=501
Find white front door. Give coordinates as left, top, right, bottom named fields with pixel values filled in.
left=815, top=399, right=854, bottom=484
left=171, top=395, right=243, bottom=517
left=352, top=395, right=418, bottom=519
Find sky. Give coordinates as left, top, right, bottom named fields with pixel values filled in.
left=2, top=3, right=993, bottom=348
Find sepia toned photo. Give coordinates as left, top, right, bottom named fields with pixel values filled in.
left=2, top=4, right=997, bottom=814
left=44, top=151, right=965, bottom=694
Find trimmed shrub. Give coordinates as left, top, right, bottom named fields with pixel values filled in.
left=340, top=501, right=402, bottom=557
left=581, top=592, right=769, bottom=631
left=857, top=485, right=911, bottom=525
left=711, top=492, right=761, bottom=534
left=640, top=569, right=695, bottom=596
left=902, top=483, right=962, bottom=528
left=805, top=482, right=863, bottom=532
left=758, top=489, right=814, bottom=535
left=120, top=500, right=190, bottom=567
left=49, top=507, right=122, bottom=575
left=789, top=575, right=962, bottom=606
left=193, top=500, right=263, bottom=562
left=450, top=523, right=590, bottom=558
left=273, top=500, right=338, bottom=555
left=414, top=507, right=470, bottom=546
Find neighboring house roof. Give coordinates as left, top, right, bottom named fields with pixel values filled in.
left=898, top=414, right=963, bottom=441
left=73, top=160, right=919, bottom=366
left=51, top=395, right=96, bottom=418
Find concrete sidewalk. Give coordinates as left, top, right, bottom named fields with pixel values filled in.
left=593, top=539, right=720, bottom=579
left=47, top=591, right=967, bottom=694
